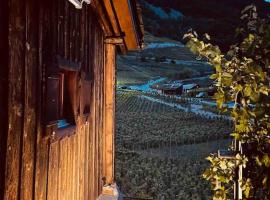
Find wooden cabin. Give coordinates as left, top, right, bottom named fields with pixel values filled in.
left=158, top=84, right=183, bottom=95
left=0, top=0, right=143, bottom=200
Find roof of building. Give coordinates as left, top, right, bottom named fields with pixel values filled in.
left=94, top=0, right=144, bottom=52
left=158, top=83, right=183, bottom=91
left=183, top=83, right=198, bottom=90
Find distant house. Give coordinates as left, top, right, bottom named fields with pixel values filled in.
left=158, top=83, right=183, bottom=95
left=172, top=80, right=182, bottom=84
left=183, top=83, right=200, bottom=93
left=196, top=92, right=207, bottom=98
left=208, top=86, right=217, bottom=96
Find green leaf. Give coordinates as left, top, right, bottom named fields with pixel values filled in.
left=258, top=86, right=269, bottom=95
left=250, top=91, right=260, bottom=102
left=231, top=132, right=241, bottom=140
left=244, top=85, right=252, bottom=97
left=210, top=74, right=218, bottom=79
left=220, top=161, right=227, bottom=170
left=262, top=176, right=268, bottom=188
left=262, top=154, right=270, bottom=167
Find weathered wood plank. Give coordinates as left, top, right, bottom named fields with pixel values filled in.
left=90, top=25, right=97, bottom=197
left=85, top=122, right=90, bottom=200
left=69, top=5, right=74, bottom=61
left=63, top=138, right=68, bottom=200
left=52, top=0, right=58, bottom=55
left=57, top=140, right=62, bottom=200
left=69, top=135, right=74, bottom=200
left=59, top=138, right=68, bottom=200
left=0, top=0, right=9, bottom=198
left=79, top=124, right=85, bottom=200
left=4, top=0, right=25, bottom=199
left=64, top=0, right=70, bottom=59
left=82, top=6, right=88, bottom=74
left=88, top=116, right=94, bottom=200
left=84, top=122, right=89, bottom=200
left=74, top=133, right=80, bottom=200
left=100, top=32, right=105, bottom=194
left=34, top=1, right=51, bottom=199
left=93, top=25, right=99, bottom=199
left=66, top=138, right=69, bottom=200
left=47, top=142, right=59, bottom=200
left=20, top=0, right=39, bottom=199
left=58, top=0, right=64, bottom=56
left=69, top=135, right=75, bottom=200
left=75, top=11, right=80, bottom=63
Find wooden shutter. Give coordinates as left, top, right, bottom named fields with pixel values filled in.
left=46, top=75, right=64, bottom=123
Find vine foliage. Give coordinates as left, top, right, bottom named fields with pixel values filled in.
left=184, top=5, right=270, bottom=199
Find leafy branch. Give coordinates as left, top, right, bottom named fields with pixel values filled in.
left=184, top=5, right=270, bottom=199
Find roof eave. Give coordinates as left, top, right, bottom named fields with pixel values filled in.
left=108, top=0, right=144, bottom=52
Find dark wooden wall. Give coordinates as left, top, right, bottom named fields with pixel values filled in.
left=2, top=0, right=107, bottom=199
left=0, top=0, right=9, bottom=199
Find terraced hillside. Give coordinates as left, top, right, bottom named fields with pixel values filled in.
left=117, top=33, right=212, bottom=86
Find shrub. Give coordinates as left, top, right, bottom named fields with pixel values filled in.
left=185, top=5, right=270, bottom=199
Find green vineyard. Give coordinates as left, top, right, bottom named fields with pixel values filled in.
left=115, top=91, right=233, bottom=199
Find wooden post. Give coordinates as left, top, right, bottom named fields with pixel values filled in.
left=103, top=43, right=116, bottom=186
left=234, top=141, right=243, bottom=200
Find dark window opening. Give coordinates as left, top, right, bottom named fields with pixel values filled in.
left=45, top=56, right=93, bottom=141
left=46, top=70, right=76, bottom=130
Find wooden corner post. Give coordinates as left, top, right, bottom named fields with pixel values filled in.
left=103, top=43, right=116, bottom=186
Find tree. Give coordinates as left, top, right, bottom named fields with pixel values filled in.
left=185, top=5, right=270, bottom=199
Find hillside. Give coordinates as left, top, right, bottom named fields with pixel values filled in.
left=117, top=1, right=270, bottom=86
left=117, top=32, right=212, bottom=86
left=140, top=0, right=270, bottom=51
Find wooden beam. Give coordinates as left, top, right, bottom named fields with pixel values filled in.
left=103, top=0, right=122, bottom=36
left=104, top=36, right=124, bottom=45
left=111, top=0, right=139, bottom=50
left=91, top=0, right=113, bottom=37
left=103, top=43, right=116, bottom=185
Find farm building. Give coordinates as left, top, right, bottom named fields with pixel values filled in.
left=183, top=83, right=200, bottom=93
left=0, top=0, right=143, bottom=200
left=158, top=83, right=183, bottom=95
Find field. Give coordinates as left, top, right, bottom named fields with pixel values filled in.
left=115, top=91, right=233, bottom=200
left=116, top=33, right=212, bottom=86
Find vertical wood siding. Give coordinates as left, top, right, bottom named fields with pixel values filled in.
left=0, top=0, right=9, bottom=199
left=3, top=0, right=107, bottom=199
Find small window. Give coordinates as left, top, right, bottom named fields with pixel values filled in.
left=46, top=75, right=64, bottom=124
left=45, top=57, right=81, bottom=142
left=46, top=72, right=75, bottom=130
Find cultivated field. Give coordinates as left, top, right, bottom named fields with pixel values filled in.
left=115, top=91, right=233, bottom=200
left=116, top=33, right=212, bottom=86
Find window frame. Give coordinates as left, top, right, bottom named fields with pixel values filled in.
left=45, top=57, right=82, bottom=142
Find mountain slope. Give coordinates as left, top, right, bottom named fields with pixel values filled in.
left=140, top=0, right=270, bottom=51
